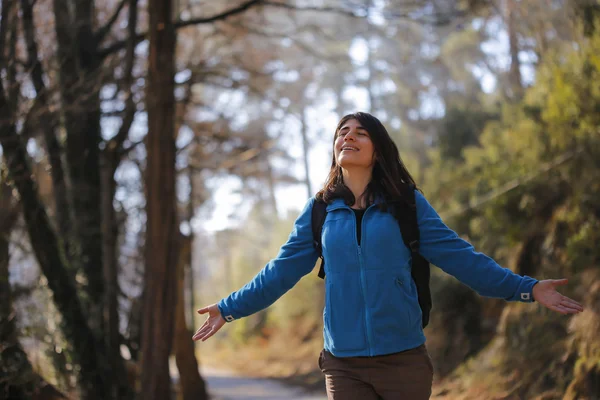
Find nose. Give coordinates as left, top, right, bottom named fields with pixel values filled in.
left=344, top=131, right=356, bottom=141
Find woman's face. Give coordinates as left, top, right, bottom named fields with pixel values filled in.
left=334, top=118, right=376, bottom=170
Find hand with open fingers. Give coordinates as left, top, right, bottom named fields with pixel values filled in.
left=533, top=279, right=584, bottom=315
left=192, top=303, right=226, bottom=342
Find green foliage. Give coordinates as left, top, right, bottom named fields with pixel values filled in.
left=425, top=22, right=600, bottom=263
left=422, top=18, right=600, bottom=399
left=426, top=274, right=484, bottom=377
left=435, top=106, right=499, bottom=161
left=565, top=276, right=600, bottom=399
left=499, top=305, right=573, bottom=397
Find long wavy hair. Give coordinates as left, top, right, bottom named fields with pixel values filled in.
left=315, top=112, right=419, bottom=209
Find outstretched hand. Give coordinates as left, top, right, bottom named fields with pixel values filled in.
left=533, top=279, right=584, bottom=315
left=192, top=303, right=226, bottom=342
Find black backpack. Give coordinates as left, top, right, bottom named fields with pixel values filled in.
left=311, top=185, right=432, bottom=328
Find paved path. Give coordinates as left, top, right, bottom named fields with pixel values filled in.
left=200, top=366, right=327, bottom=400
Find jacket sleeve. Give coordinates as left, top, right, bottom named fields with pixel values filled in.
left=217, top=197, right=319, bottom=321
left=415, top=190, right=538, bottom=302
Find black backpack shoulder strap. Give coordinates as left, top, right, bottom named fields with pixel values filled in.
left=311, top=198, right=328, bottom=279
left=393, top=184, right=432, bottom=328
left=396, top=184, right=420, bottom=253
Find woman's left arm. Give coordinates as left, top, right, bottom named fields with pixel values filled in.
left=415, top=191, right=583, bottom=314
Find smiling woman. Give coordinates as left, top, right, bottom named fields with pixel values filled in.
left=336, top=119, right=375, bottom=163
left=193, top=112, right=583, bottom=400
left=321, top=112, right=417, bottom=211
left=332, top=118, right=377, bottom=209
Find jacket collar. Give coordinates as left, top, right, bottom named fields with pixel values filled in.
left=325, top=198, right=348, bottom=212
left=324, top=195, right=385, bottom=212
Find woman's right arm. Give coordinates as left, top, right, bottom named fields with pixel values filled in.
left=215, top=197, right=319, bottom=323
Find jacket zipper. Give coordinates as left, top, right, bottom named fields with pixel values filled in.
left=354, top=204, right=376, bottom=357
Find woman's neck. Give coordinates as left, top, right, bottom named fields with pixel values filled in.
left=342, top=167, right=372, bottom=209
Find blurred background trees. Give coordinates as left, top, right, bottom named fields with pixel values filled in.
left=1, top=0, right=598, bottom=399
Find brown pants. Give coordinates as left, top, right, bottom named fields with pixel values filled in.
left=318, top=344, right=434, bottom=400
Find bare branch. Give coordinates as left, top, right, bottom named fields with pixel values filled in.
left=266, top=1, right=474, bottom=26
left=97, top=34, right=139, bottom=59
left=101, top=108, right=129, bottom=118
left=262, top=0, right=362, bottom=18
left=228, top=21, right=347, bottom=62
left=20, top=94, right=50, bottom=137
left=99, top=0, right=264, bottom=58
left=100, top=0, right=364, bottom=59
left=95, top=0, right=128, bottom=44
left=175, top=0, right=263, bottom=28
left=120, top=138, right=144, bottom=156
left=187, top=138, right=278, bottom=172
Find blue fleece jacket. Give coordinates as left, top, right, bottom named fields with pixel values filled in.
left=218, top=190, right=538, bottom=357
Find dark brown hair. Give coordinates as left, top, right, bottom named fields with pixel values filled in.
left=315, top=112, right=419, bottom=208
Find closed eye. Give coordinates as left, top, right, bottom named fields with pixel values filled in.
left=338, top=127, right=369, bottom=137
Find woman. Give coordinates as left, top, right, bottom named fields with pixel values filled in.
left=192, top=112, right=583, bottom=399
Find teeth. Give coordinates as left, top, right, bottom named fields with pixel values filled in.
left=342, top=147, right=358, bottom=151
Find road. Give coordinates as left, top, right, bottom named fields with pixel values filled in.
left=200, top=366, right=327, bottom=400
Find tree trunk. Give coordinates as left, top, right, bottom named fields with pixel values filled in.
left=0, top=92, right=109, bottom=400
left=101, top=155, right=131, bottom=400
left=173, top=235, right=209, bottom=400
left=52, top=0, right=106, bottom=336
left=20, top=0, right=72, bottom=263
left=264, top=156, right=279, bottom=216
left=298, top=108, right=324, bottom=311
left=505, top=0, right=523, bottom=100
left=2, top=1, right=111, bottom=397
left=300, top=108, right=313, bottom=199
left=100, top=0, right=138, bottom=394
left=186, top=168, right=197, bottom=329
left=0, top=188, right=67, bottom=400
left=365, top=0, right=376, bottom=112
left=139, top=0, right=178, bottom=398
left=0, top=180, right=35, bottom=399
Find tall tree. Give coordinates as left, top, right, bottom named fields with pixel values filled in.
left=140, top=0, right=178, bottom=398
left=52, top=0, right=106, bottom=334
left=0, top=179, right=67, bottom=400
left=100, top=1, right=139, bottom=397
left=0, top=0, right=112, bottom=397
left=0, top=67, right=109, bottom=400
left=0, top=176, right=35, bottom=399
left=505, top=0, right=523, bottom=99
left=173, top=234, right=208, bottom=400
